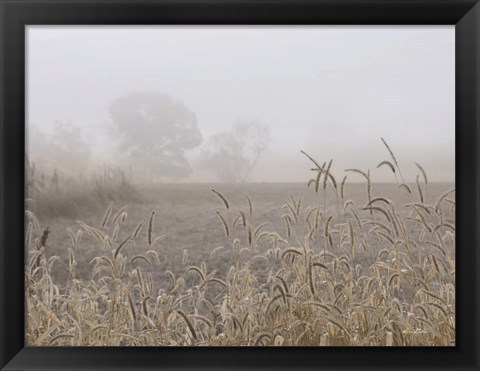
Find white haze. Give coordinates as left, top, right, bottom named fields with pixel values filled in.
left=27, top=26, right=455, bottom=183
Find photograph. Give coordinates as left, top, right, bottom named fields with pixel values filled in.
left=25, top=25, right=455, bottom=346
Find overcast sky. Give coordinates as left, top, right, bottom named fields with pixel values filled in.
left=27, top=26, right=455, bottom=183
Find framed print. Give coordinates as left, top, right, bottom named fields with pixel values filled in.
left=1, top=0, right=479, bottom=370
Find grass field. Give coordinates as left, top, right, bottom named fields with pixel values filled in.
left=25, top=155, right=456, bottom=346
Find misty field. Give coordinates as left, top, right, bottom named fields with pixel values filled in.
left=25, top=157, right=456, bottom=346
left=24, top=26, right=456, bottom=347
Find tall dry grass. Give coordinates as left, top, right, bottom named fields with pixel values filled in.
left=25, top=140, right=455, bottom=346
left=26, top=158, right=137, bottom=218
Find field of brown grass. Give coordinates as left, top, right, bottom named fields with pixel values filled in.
left=25, top=153, right=455, bottom=346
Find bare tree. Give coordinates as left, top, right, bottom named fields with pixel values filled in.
left=109, top=92, right=203, bottom=179
left=202, top=121, right=270, bottom=183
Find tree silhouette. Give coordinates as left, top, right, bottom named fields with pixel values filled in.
left=28, top=121, right=91, bottom=173
left=202, top=121, right=270, bottom=183
left=109, top=92, right=203, bottom=179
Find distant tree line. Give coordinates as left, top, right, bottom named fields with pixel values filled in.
left=29, top=91, right=270, bottom=183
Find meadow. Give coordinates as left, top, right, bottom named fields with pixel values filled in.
left=25, top=147, right=456, bottom=346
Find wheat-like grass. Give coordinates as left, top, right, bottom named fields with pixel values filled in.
left=147, top=210, right=155, bottom=246
left=25, top=143, right=455, bottom=347
left=415, top=162, right=428, bottom=188
left=211, top=188, right=230, bottom=209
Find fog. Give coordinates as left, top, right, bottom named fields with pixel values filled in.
left=27, top=26, right=455, bottom=183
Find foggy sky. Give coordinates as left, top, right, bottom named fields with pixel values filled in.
left=27, top=26, right=455, bottom=183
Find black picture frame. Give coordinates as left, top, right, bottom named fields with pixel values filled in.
left=1, top=1, right=479, bottom=370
